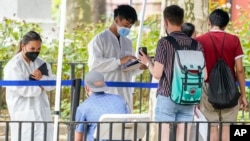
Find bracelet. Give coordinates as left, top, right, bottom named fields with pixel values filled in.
left=146, top=61, right=153, bottom=67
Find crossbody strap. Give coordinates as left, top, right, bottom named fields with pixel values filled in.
left=207, top=33, right=226, bottom=59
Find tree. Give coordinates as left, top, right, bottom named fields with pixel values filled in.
left=91, top=0, right=106, bottom=23
left=66, top=0, right=91, bottom=30
left=65, top=0, right=106, bottom=30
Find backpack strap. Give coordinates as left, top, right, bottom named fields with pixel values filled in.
left=190, top=39, right=198, bottom=50
left=165, top=36, right=182, bottom=50
left=208, top=33, right=226, bottom=59
left=165, top=36, right=198, bottom=50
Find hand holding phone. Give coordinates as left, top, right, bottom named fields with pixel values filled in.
left=139, top=47, right=147, bottom=55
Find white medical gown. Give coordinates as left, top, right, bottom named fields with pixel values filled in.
left=4, top=52, right=56, bottom=141
left=88, top=29, right=143, bottom=112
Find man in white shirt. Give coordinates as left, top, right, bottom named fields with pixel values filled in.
left=87, top=4, right=147, bottom=113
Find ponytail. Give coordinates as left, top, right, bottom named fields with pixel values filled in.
left=16, top=41, right=23, bottom=54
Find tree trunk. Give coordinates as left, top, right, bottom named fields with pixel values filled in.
left=148, top=0, right=209, bottom=141
left=66, top=0, right=91, bottom=30
left=65, top=0, right=106, bottom=30
left=91, top=0, right=106, bottom=23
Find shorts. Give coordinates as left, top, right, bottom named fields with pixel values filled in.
left=200, top=83, right=239, bottom=124
left=155, top=94, right=195, bottom=122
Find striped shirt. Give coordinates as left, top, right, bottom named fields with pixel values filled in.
left=155, top=31, right=203, bottom=97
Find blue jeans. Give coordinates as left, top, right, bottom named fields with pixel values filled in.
left=155, top=95, right=194, bottom=121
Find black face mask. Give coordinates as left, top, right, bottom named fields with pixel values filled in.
left=25, top=52, right=39, bottom=62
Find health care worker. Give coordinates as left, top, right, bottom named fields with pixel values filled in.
left=87, top=5, right=147, bottom=113
left=4, top=31, right=56, bottom=141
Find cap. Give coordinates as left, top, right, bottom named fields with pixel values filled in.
left=84, top=70, right=108, bottom=92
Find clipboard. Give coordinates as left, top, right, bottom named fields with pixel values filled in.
left=38, top=63, right=48, bottom=76
left=29, top=63, right=49, bottom=80
left=122, top=57, right=155, bottom=72
left=122, top=60, right=141, bottom=72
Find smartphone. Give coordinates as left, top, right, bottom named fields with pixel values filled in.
left=139, top=47, right=147, bottom=55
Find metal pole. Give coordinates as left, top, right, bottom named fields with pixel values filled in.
left=131, top=0, right=147, bottom=84
left=128, top=0, right=132, bottom=5
left=160, top=0, right=166, bottom=37
left=0, top=62, right=2, bottom=116
left=68, top=79, right=81, bottom=141
left=70, top=63, right=75, bottom=114
left=135, top=0, right=147, bottom=55
left=53, top=0, right=67, bottom=140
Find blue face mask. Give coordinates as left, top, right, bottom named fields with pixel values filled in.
left=117, top=26, right=130, bottom=37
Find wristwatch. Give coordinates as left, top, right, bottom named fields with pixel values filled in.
left=146, top=61, right=153, bottom=67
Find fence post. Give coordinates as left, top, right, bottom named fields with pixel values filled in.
left=70, top=63, right=75, bottom=112
left=0, top=61, right=3, bottom=117
left=68, top=79, right=81, bottom=141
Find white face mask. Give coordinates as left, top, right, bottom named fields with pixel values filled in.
left=117, top=24, right=130, bottom=37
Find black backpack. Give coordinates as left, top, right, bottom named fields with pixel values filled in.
left=207, top=33, right=240, bottom=109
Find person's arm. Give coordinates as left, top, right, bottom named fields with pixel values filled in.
left=138, top=38, right=165, bottom=80
left=4, top=62, right=42, bottom=97
left=88, top=36, right=136, bottom=72
left=138, top=52, right=164, bottom=80
left=74, top=132, right=84, bottom=141
left=39, top=62, right=57, bottom=91
left=74, top=107, right=87, bottom=141
left=235, top=57, right=248, bottom=108
left=147, top=60, right=164, bottom=80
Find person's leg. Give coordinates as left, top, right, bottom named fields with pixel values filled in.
left=155, top=95, right=176, bottom=141
left=161, top=123, right=170, bottom=141
left=200, top=83, right=220, bottom=141
left=176, top=123, right=191, bottom=141
left=220, top=104, right=239, bottom=141
left=175, top=105, right=194, bottom=141
left=222, top=125, right=229, bottom=141
left=210, top=126, right=219, bottom=141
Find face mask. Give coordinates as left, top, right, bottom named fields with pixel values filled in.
left=25, top=52, right=39, bottom=62
left=117, top=25, right=130, bottom=37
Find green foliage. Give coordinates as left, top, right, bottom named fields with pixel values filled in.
left=1, top=3, right=250, bottom=120
left=51, top=0, right=61, bottom=23
left=0, top=18, right=42, bottom=60
left=63, top=22, right=109, bottom=63
left=237, top=110, right=250, bottom=122
left=226, top=7, right=250, bottom=78
left=60, top=99, right=71, bottom=120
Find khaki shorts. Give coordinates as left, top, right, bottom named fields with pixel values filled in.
left=200, top=83, right=239, bottom=124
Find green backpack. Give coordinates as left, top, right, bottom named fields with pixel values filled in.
left=166, top=36, right=205, bottom=105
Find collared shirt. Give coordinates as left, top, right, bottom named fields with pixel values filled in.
left=196, top=30, right=243, bottom=82
left=154, top=31, right=203, bottom=97
left=75, top=92, right=128, bottom=141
